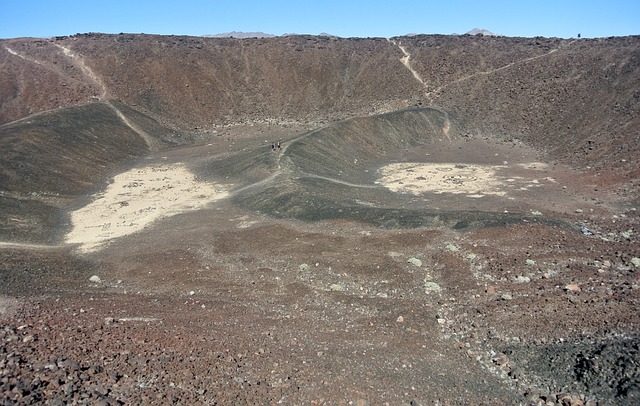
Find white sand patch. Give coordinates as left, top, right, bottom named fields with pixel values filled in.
left=377, top=163, right=509, bottom=197
left=518, top=162, right=549, bottom=170
left=66, top=163, right=229, bottom=252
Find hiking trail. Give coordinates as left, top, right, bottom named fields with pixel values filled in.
left=387, top=38, right=451, bottom=141
left=426, top=45, right=571, bottom=98
left=388, top=39, right=428, bottom=88
left=52, top=43, right=108, bottom=100
left=3, top=46, right=44, bottom=65
left=105, top=101, right=160, bottom=151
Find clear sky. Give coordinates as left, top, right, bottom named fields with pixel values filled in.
left=1, top=0, right=638, bottom=39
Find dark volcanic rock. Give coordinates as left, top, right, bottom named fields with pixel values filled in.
left=0, top=32, right=639, bottom=405
left=1, top=34, right=638, bottom=173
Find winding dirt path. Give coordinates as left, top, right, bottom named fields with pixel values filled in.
left=388, top=38, right=452, bottom=141
left=3, top=46, right=43, bottom=65
left=52, top=43, right=108, bottom=100
left=4, top=41, right=110, bottom=99
left=386, top=38, right=575, bottom=141
left=425, top=45, right=573, bottom=97
left=388, top=39, right=427, bottom=88
left=5, top=43, right=155, bottom=151
left=104, top=101, right=160, bottom=151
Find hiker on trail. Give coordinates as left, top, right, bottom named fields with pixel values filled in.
left=271, top=142, right=276, bottom=152
left=277, top=142, right=281, bottom=151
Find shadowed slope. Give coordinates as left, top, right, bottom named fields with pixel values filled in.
left=0, top=102, right=179, bottom=243
left=284, top=108, right=449, bottom=183
left=206, top=108, right=571, bottom=229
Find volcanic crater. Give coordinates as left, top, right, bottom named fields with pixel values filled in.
left=0, top=33, right=639, bottom=405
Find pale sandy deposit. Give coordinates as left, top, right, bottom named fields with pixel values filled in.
left=65, top=163, right=229, bottom=252
left=376, top=162, right=546, bottom=198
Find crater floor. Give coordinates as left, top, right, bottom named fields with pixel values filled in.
left=1, top=111, right=638, bottom=405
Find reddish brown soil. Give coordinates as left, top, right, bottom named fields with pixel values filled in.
left=2, top=131, right=639, bottom=405
left=1, top=33, right=639, bottom=405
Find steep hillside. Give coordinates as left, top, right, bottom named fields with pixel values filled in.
left=400, top=35, right=640, bottom=171
left=1, top=33, right=638, bottom=172
left=1, top=34, right=418, bottom=128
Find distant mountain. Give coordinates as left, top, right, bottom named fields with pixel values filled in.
left=407, top=29, right=500, bottom=37
left=465, top=28, right=500, bottom=36
left=281, top=32, right=338, bottom=38
left=204, top=31, right=276, bottom=38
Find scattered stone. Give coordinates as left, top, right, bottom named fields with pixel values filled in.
left=493, top=352, right=509, bottom=366
left=22, top=334, right=35, bottom=343
left=508, top=366, right=521, bottom=379
left=530, top=210, right=543, bottom=216
left=631, top=257, right=640, bottom=268
left=525, top=259, right=536, bottom=266
left=89, top=275, right=102, bottom=283
left=486, top=286, right=496, bottom=295
left=575, top=209, right=583, bottom=213
left=564, top=283, right=581, bottom=292
left=299, top=263, right=310, bottom=271
left=512, top=275, right=531, bottom=283
left=621, top=229, right=633, bottom=239
left=501, top=293, right=513, bottom=300
left=407, top=257, right=422, bottom=267
left=424, top=281, right=442, bottom=293
left=466, top=253, right=477, bottom=260
left=445, top=244, right=459, bottom=252
left=396, top=316, right=404, bottom=323
left=580, top=226, right=593, bottom=236
left=329, top=283, right=345, bottom=292
left=189, top=290, right=195, bottom=296
left=58, top=358, right=80, bottom=371
left=559, top=394, right=584, bottom=406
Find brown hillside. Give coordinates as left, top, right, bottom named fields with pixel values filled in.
left=2, top=34, right=638, bottom=171
left=1, top=33, right=639, bottom=405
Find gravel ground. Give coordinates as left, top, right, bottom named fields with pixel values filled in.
left=1, top=33, right=638, bottom=405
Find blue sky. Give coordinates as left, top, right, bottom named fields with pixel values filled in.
left=1, top=0, right=638, bottom=39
